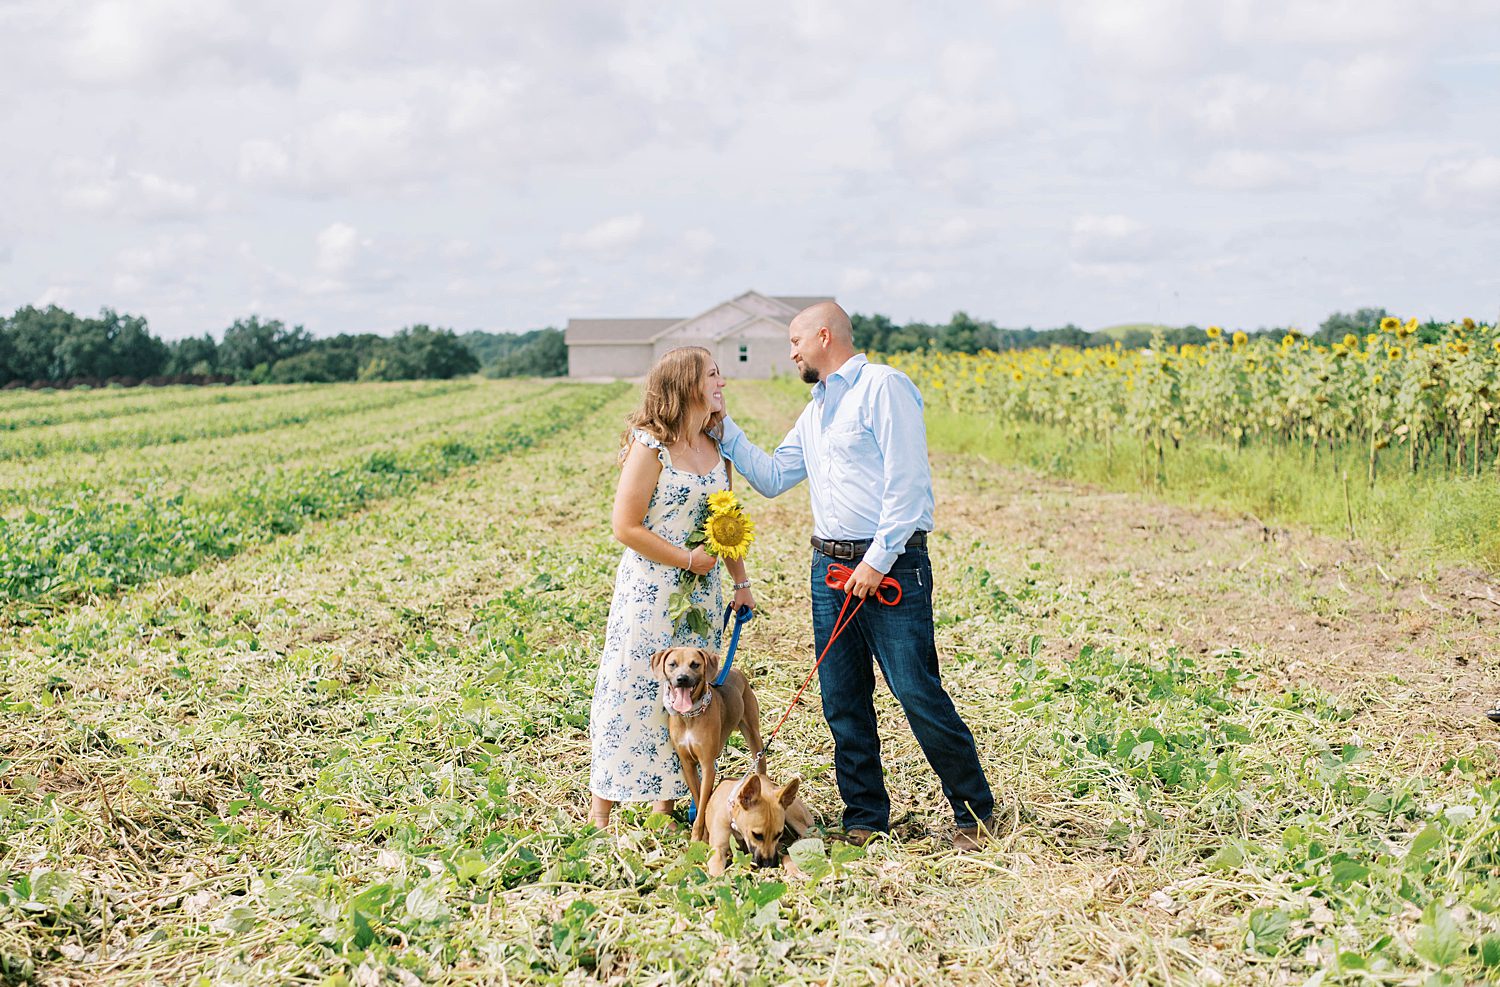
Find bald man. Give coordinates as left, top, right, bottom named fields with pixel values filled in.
left=716, top=302, right=994, bottom=850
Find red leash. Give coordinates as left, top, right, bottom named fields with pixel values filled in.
left=762, top=563, right=903, bottom=757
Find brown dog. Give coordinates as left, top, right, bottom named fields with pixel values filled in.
left=652, top=645, right=765, bottom=842
left=703, top=770, right=813, bottom=876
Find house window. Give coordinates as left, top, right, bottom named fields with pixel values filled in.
left=738, top=345, right=749, bottom=363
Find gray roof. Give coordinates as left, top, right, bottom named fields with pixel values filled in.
left=565, top=293, right=838, bottom=345
left=565, top=318, right=681, bottom=344
left=772, top=296, right=834, bottom=312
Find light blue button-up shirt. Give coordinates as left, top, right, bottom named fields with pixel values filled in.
left=717, top=353, right=935, bottom=574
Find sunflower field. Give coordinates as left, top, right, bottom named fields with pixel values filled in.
left=890, top=317, right=1500, bottom=487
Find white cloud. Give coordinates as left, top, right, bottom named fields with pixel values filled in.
left=564, top=214, right=646, bottom=252
left=315, top=222, right=368, bottom=276
left=891, top=271, right=936, bottom=297
left=1423, top=155, right=1500, bottom=211
left=900, top=216, right=989, bottom=248
left=1070, top=214, right=1157, bottom=264
left=1192, top=150, right=1307, bottom=191
left=1221, top=0, right=1469, bottom=48
left=62, top=0, right=290, bottom=86
left=840, top=267, right=876, bottom=293
left=117, top=232, right=211, bottom=276
left=58, top=158, right=211, bottom=221
left=237, top=107, right=425, bottom=196
left=886, top=93, right=1017, bottom=159
left=1060, top=0, right=1216, bottom=77
left=1179, top=54, right=1434, bottom=142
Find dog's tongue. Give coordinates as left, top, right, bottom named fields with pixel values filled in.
left=669, top=686, right=694, bottom=713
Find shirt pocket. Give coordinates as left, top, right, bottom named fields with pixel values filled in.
left=824, top=423, right=879, bottom=481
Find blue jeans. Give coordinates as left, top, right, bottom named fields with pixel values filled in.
left=811, top=548, right=994, bottom=832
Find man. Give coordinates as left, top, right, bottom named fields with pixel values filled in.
left=717, top=301, right=994, bottom=850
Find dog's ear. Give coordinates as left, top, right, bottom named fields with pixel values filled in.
left=778, top=776, right=801, bottom=808
left=737, top=774, right=762, bottom=808
left=650, top=649, right=671, bottom=677
left=700, top=648, right=721, bottom=683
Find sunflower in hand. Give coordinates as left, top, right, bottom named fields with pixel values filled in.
left=668, top=491, right=756, bottom=635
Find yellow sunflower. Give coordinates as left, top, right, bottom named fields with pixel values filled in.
left=707, top=490, right=739, bottom=515
left=1380, top=316, right=1400, bottom=332
left=704, top=510, right=756, bottom=561
left=1232, top=331, right=1248, bottom=348
left=1206, top=325, right=1223, bottom=339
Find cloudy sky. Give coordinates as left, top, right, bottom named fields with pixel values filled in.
left=2, top=1, right=1498, bottom=340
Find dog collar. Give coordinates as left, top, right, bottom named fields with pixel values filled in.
left=663, top=684, right=713, bottom=719
left=728, top=775, right=749, bottom=836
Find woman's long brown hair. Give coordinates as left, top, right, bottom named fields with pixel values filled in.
left=619, top=346, right=723, bottom=460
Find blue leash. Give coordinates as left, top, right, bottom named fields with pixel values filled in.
left=687, top=603, right=754, bottom=824
left=711, top=603, right=753, bottom=687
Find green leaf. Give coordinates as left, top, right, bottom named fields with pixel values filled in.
left=1329, top=859, right=1370, bottom=886
left=1479, top=935, right=1500, bottom=968
left=1222, top=722, right=1254, bottom=743
left=1406, top=824, right=1443, bottom=863
left=1245, top=908, right=1290, bottom=955
left=1205, top=844, right=1244, bottom=872
left=788, top=838, right=831, bottom=881
left=1412, top=902, right=1465, bottom=968
left=746, top=880, right=787, bottom=908
left=404, top=879, right=447, bottom=923
left=220, top=905, right=258, bottom=934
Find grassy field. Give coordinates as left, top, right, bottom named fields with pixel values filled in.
left=2, top=379, right=1499, bottom=985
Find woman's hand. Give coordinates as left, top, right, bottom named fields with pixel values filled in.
left=732, top=586, right=756, bottom=613
left=686, top=546, right=718, bottom=576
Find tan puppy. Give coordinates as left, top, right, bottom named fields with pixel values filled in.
left=652, top=646, right=765, bottom=842
left=703, top=771, right=813, bottom=876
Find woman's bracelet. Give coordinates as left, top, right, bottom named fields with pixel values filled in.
left=683, top=547, right=693, bottom=569
left=732, top=579, right=751, bottom=591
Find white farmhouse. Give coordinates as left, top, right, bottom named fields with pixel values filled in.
left=565, top=290, right=833, bottom=379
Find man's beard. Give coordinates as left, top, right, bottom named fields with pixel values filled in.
left=799, top=364, right=820, bottom=384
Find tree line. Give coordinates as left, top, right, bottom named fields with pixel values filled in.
left=0, top=305, right=570, bottom=389
left=1, top=302, right=1414, bottom=390
left=850, top=307, right=1406, bottom=354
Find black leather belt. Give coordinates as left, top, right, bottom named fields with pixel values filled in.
left=811, top=530, right=927, bottom=561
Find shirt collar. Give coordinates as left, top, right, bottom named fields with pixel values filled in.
left=811, top=353, right=868, bottom=400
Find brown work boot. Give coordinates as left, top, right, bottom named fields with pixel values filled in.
left=953, top=823, right=993, bottom=851
left=835, top=828, right=879, bottom=847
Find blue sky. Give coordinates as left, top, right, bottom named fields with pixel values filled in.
left=2, top=0, right=1498, bottom=339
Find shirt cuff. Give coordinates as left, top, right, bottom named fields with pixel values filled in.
left=718, top=415, right=745, bottom=449
left=860, top=544, right=898, bottom=574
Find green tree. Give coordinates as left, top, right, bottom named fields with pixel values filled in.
left=361, top=325, right=478, bottom=380
left=2, top=305, right=80, bottom=382
left=165, top=334, right=220, bottom=375
left=1316, top=307, right=1388, bottom=343
left=219, top=316, right=313, bottom=376
left=54, top=308, right=167, bottom=380
left=268, top=333, right=383, bottom=382
left=485, top=329, right=566, bottom=377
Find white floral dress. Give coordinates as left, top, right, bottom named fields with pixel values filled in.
left=589, top=429, right=726, bottom=802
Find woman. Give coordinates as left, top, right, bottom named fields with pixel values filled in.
left=588, top=347, right=755, bottom=829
